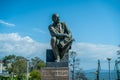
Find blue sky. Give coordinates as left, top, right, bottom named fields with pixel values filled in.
left=0, top=0, right=120, bottom=70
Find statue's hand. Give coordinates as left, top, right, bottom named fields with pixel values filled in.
left=64, top=34, right=69, bottom=38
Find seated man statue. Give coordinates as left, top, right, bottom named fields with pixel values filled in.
left=49, top=13, right=74, bottom=62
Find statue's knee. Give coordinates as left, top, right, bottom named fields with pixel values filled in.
left=51, top=37, right=56, bottom=42
left=51, top=37, right=57, bottom=47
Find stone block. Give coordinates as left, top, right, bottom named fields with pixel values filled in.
left=46, top=49, right=69, bottom=62
left=46, top=49, right=55, bottom=62
left=46, top=62, right=68, bottom=67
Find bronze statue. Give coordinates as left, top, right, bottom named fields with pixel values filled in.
left=49, top=14, right=74, bottom=62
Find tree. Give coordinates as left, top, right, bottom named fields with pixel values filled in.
left=69, top=51, right=87, bottom=80
left=12, top=56, right=27, bottom=78
left=30, top=70, right=41, bottom=80
left=2, top=55, right=16, bottom=63
left=2, top=55, right=45, bottom=79
left=31, top=57, right=45, bottom=70
left=69, top=51, right=79, bottom=80
left=115, top=45, right=120, bottom=80
left=37, top=61, right=46, bottom=70
left=2, top=55, right=27, bottom=79
left=75, top=68, right=87, bottom=80
left=2, top=55, right=16, bottom=74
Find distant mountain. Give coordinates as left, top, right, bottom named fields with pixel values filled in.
left=84, top=69, right=116, bottom=73
left=69, top=69, right=117, bottom=80
left=83, top=69, right=117, bottom=80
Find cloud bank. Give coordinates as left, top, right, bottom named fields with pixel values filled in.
left=0, top=20, right=15, bottom=27
left=0, top=33, right=119, bottom=69
left=72, top=42, right=119, bottom=70
left=0, top=33, right=50, bottom=60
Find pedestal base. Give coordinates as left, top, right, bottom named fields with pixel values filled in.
left=41, top=67, right=69, bottom=80
left=43, top=49, right=69, bottom=80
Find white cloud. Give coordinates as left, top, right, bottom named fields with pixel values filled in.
left=72, top=42, right=119, bottom=70
left=0, top=19, right=15, bottom=27
left=0, top=33, right=50, bottom=60
left=0, top=33, right=119, bottom=70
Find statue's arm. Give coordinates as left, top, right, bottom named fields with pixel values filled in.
left=49, top=25, right=66, bottom=37
left=63, top=22, right=72, bottom=38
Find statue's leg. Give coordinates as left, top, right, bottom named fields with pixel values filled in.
left=51, top=37, right=60, bottom=62
left=60, top=41, right=72, bottom=59
left=60, top=38, right=75, bottom=59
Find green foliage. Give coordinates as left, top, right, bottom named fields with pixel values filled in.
left=31, top=57, right=46, bottom=70
left=0, top=76, right=11, bottom=80
left=30, top=70, right=41, bottom=80
left=2, top=55, right=16, bottom=74
left=2, top=55, right=46, bottom=80
left=2, top=54, right=16, bottom=66
left=2, top=55, right=27, bottom=79
left=37, top=61, right=46, bottom=69
left=13, top=56, right=27, bottom=77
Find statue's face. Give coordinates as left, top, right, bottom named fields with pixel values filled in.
left=52, top=14, right=60, bottom=23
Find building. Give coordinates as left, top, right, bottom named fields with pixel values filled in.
left=0, top=61, right=2, bottom=74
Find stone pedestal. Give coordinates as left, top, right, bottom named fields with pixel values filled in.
left=41, top=49, right=69, bottom=80
left=46, top=49, right=69, bottom=62
left=41, top=67, right=69, bottom=80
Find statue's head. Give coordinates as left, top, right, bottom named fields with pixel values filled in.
left=52, top=13, right=60, bottom=23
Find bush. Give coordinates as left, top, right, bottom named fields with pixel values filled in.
left=30, top=70, right=41, bottom=80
